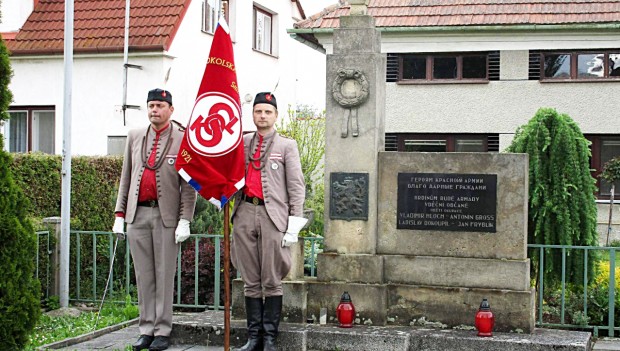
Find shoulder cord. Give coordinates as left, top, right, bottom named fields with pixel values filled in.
left=248, top=131, right=277, bottom=170
left=141, top=125, right=174, bottom=171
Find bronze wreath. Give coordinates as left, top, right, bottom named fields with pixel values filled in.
left=331, top=68, right=370, bottom=108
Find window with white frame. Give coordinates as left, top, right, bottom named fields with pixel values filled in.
left=4, top=107, right=55, bottom=153
left=253, top=6, right=272, bottom=54
left=202, top=0, right=226, bottom=34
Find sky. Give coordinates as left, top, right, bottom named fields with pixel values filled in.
left=302, top=0, right=339, bottom=17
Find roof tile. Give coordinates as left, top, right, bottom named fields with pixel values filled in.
left=7, top=0, right=188, bottom=54
left=296, top=0, right=620, bottom=29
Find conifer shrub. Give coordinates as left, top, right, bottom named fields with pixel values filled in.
left=507, top=108, right=599, bottom=285
left=0, top=36, right=41, bottom=350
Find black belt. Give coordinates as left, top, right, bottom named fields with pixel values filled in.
left=137, top=200, right=159, bottom=207
left=243, top=194, right=264, bottom=206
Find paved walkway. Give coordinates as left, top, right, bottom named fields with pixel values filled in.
left=38, top=311, right=620, bottom=351
left=595, top=338, right=620, bottom=351
left=51, top=324, right=223, bottom=350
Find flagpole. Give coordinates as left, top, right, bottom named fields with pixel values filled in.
left=223, top=204, right=231, bottom=351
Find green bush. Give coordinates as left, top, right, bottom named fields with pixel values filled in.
left=0, top=35, right=41, bottom=351
left=9, top=154, right=123, bottom=231
left=541, top=258, right=620, bottom=332
left=191, top=196, right=223, bottom=235
left=601, top=156, right=620, bottom=184
left=0, top=138, right=41, bottom=349
left=279, top=105, right=326, bottom=237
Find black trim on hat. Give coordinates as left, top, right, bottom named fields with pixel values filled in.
left=147, top=88, right=173, bottom=106
left=253, top=92, right=277, bottom=109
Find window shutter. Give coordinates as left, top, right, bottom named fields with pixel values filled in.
left=488, top=51, right=500, bottom=81
left=487, top=134, right=500, bottom=152
left=529, top=50, right=541, bottom=80
left=385, top=133, right=398, bottom=151
left=386, top=53, right=399, bottom=82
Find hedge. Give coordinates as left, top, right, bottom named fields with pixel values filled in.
left=9, top=153, right=123, bottom=231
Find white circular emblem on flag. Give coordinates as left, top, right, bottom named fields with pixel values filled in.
left=186, top=92, right=242, bottom=156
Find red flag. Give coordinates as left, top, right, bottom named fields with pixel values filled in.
left=175, top=19, right=245, bottom=209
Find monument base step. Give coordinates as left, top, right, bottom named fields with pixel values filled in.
left=171, top=311, right=592, bottom=351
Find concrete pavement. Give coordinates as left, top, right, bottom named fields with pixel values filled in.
left=37, top=310, right=620, bottom=351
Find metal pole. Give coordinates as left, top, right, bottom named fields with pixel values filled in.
left=607, top=184, right=614, bottom=246
left=224, top=205, right=231, bottom=351
left=60, top=0, right=74, bottom=308
left=122, top=0, right=131, bottom=125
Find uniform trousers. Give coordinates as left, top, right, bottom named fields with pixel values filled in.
left=127, top=206, right=178, bottom=337
left=232, top=201, right=291, bottom=298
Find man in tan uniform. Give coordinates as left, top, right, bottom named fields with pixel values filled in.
left=231, top=92, right=306, bottom=351
left=112, top=89, right=196, bottom=351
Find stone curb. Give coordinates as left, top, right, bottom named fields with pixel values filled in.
left=37, top=317, right=138, bottom=350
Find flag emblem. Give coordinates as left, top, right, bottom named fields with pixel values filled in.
left=187, top=91, right=241, bottom=157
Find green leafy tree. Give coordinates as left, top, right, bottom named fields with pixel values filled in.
left=600, top=156, right=620, bottom=186
left=279, top=105, right=326, bottom=236
left=0, top=35, right=12, bottom=121
left=0, top=36, right=41, bottom=350
left=506, top=107, right=598, bottom=284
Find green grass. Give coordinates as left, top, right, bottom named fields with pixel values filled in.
left=26, top=296, right=138, bottom=351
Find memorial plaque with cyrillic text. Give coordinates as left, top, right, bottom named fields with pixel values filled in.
left=397, top=173, right=497, bottom=232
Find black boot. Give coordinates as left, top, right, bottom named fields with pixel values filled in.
left=132, top=335, right=154, bottom=351
left=235, top=297, right=263, bottom=351
left=263, top=295, right=283, bottom=351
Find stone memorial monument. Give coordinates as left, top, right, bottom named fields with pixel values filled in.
left=233, top=3, right=535, bottom=333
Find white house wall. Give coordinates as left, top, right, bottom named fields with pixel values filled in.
left=386, top=80, right=620, bottom=148
left=9, top=53, right=168, bottom=155
left=312, top=29, right=620, bottom=151
left=166, top=0, right=326, bottom=134
left=6, top=0, right=327, bottom=155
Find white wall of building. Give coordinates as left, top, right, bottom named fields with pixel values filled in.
left=9, top=53, right=168, bottom=155
left=5, top=0, right=327, bottom=155
left=386, top=79, right=620, bottom=135
left=312, top=28, right=620, bottom=140
left=165, top=0, right=326, bottom=133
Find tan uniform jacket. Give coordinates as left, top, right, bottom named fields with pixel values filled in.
left=115, top=123, right=196, bottom=227
left=232, top=132, right=305, bottom=232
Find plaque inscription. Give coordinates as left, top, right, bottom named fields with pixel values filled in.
left=397, top=173, right=497, bottom=232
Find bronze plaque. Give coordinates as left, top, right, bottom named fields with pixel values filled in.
left=330, top=172, right=369, bottom=221
left=397, top=173, right=497, bottom=232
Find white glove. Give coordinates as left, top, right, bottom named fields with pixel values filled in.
left=175, top=219, right=191, bottom=244
left=112, top=217, right=125, bottom=240
left=282, top=232, right=298, bottom=247
left=282, top=216, right=308, bottom=247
